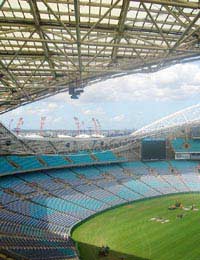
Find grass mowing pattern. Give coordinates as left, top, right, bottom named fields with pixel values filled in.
left=72, top=193, right=200, bottom=260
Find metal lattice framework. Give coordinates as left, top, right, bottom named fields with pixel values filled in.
left=132, top=103, right=200, bottom=138
left=0, top=0, right=199, bottom=114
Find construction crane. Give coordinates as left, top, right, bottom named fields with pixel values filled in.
left=40, top=116, right=46, bottom=136
left=81, top=121, right=85, bottom=134
left=96, top=119, right=101, bottom=135
left=92, top=118, right=98, bottom=135
left=74, top=117, right=80, bottom=135
left=16, top=117, right=24, bottom=135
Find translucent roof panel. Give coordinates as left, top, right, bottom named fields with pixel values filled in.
left=0, top=0, right=199, bottom=114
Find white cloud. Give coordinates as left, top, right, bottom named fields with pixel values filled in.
left=42, top=62, right=199, bottom=106
left=81, top=107, right=106, bottom=117
left=62, top=63, right=199, bottom=104
left=112, top=114, right=125, bottom=122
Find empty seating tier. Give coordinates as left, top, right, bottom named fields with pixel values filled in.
left=0, top=150, right=126, bottom=177
left=0, top=159, right=200, bottom=259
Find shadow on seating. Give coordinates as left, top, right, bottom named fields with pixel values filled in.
left=76, top=241, right=150, bottom=260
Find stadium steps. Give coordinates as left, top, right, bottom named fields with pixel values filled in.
left=168, top=162, right=191, bottom=191
left=0, top=219, right=68, bottom=241
left=138, top=177, right=164, bottom=195
left=119, top=164, right=162, bottom=196
left=118, top=181, right=145, bottom=198
left=145, top=164, right=180, bottom=193
left=61, top=168, right=120, bottom=208
left=119, top=180, right=146, bottom=198
left=45, top=169, right=113, bottom=208
left=52, top=175, right=113, bottom=207
left=90, top=153, right=98, bottom=161
left=0, top=210, right=69, bottom=237
left=64, top=156, right=73, bottom=163
left=158, top=174, right=180, bottom=193
left=5, top=157, right=20, bottom=169
left=102, top=165, right=145, bottom=198
left=37, top=156, right=47, bottom=166
left=175, top=174, right=191, bottom=191
left=94, top=181, right=128, bottom=203
left=27, top=191, right=88, bottom=221
left=20, top=174, right=96, bottom=217
left=70, top=168, right=128, bottom=203
left=2, top=180, right=80, bottom=228
left=3, top=206, right=72, bottom=234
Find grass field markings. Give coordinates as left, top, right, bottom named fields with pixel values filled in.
left=149, top=217, right=170, bottom=224
left=72, top=193, right=200, bottom=260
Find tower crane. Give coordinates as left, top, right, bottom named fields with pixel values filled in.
left=74, top=117, right=80, bottom=135
left=40, top=116, right=46, bottom=136
left=16, top=117, right=24, bottom=135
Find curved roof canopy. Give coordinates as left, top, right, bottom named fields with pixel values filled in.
left=0, top=0, right=199, bottom=114
left=132, top=103, right=200, bottom=137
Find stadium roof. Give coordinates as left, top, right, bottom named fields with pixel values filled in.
left=0, top=0, right=199, bottom=114
left=132, top=103, right=200, bottom=137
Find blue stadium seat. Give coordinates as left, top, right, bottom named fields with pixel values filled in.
left=0, top=156, right=16, bottom=175
left=67, top=153, right=94, bottom=164
left=8, top=155, right=42, bottom=171
left=40, top=155, right=69, bottom=167
left=93, top=150, right=118, bottom=162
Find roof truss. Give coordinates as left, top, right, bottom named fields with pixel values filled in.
left=0, top=0, right=199, bottom=113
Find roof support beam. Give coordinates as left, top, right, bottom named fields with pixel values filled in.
left=74, top=0, right=83, bottom=74
left=132, top=0, right=200, bottom=9
left=41, top=0, right=76, bottom=42
left=142, top=3, right=170, bottom=48
left=111, top=0, right=130, bottom=61
left=6, top=30, right=36, bottom=68
left=82, top=0, right=121, bottom=41
left=0, top=60, right=30, bottom=100
left=29, top=0, right=56, bottom=78
left=165, top=11, right=200, bottom=61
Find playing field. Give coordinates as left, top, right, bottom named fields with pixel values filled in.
left=72, top=193, right=200, bottom=260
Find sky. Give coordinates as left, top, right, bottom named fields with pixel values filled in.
left=0, top=61, right=200, bottom=131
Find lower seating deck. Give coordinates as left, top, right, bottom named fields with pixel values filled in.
left=0, top=160, right=200, bottom=260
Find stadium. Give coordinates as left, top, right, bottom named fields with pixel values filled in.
left=0, top=1, right=200, bottom=260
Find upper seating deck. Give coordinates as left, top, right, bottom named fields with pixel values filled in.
left=0, top=150, right=126, bottom=177
left=172, top=138, right=200, bottom=153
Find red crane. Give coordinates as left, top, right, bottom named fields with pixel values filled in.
left=96, top=119, right=101, bottom=135
left=40, top=116, right=46, bottom=136
left=16, top=117, right=24, bottom=135
left=92, top=118, right=98, bottom=135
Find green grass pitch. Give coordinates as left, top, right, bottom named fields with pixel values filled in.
left=72, top=193, right=200, bottom=260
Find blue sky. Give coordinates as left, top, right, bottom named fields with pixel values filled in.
left=0, top=61, right=200, bottom=131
